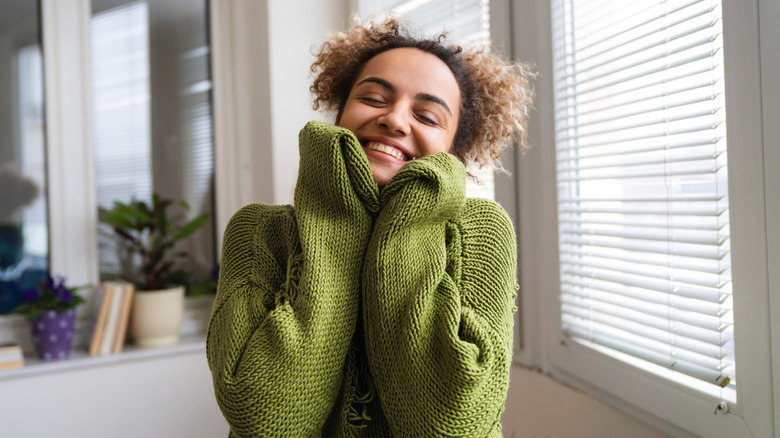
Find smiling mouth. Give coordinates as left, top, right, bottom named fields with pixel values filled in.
left=363, top=141, right=409, bottom=161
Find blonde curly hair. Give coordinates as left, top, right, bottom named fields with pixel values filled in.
left=310, top=17, right=534, bottom=170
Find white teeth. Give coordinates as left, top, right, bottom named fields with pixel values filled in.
left=364, top=142, right=406, bottom=161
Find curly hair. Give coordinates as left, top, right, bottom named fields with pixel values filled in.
left=310, top=17, right=534, bottom=170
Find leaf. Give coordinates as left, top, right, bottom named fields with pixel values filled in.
left=137, top=200, right=151, bottom=217
left=174, top=214, right=209, bottom=241
left=177, top=199, right=191, bottom=211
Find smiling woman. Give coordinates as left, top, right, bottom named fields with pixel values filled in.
left=206, top=16, right=533, bottom=437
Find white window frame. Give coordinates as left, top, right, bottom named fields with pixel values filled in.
left=0, top=0, right=254, bottom=344
left=41, top=0, right=263, bottom=287
left=509, top=0, right=777, bottom=437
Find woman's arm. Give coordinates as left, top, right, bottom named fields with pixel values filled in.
left=206, top=122, right=379, bottom=437
left=362, top=153, right=517, bottom=437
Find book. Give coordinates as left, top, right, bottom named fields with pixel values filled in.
left=0, top=360, right=24, bottom=370
left=0, top=344, right=24, bottom=370
left=99, top=282, right=124, bottom=356
left=88, top=284, right=115, bottom=357
left=111, top=282, right=135, bottom=354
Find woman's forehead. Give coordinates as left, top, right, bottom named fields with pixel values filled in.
left=355, top=48, right=461, bottom=106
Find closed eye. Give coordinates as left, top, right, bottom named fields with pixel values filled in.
left=360, top=97, right=385, bottom=105
left=415, top=113, right=439, bottom=126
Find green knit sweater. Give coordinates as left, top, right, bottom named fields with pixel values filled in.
left=207, top=121, right=517, bottom=437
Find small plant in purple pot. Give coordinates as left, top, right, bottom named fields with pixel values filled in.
left=14, top=275, right=87, bottom=360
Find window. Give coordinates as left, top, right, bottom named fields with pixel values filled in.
left=90, top=0, right=216, bottom=284
left=552, top=0, right=734, bottom=396
left=0, top=0, right=48, bottom=315
left=353, top=0, right=496, bottom=199
left=513, top=0, right=776, bottom=436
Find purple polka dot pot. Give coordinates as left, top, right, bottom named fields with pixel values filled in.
left=31, top=309, right=76, bottom=361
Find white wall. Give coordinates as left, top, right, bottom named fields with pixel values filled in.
left=211, top=0, right=346, bottom=239
left=267, top=1, right=347, bottom=205
left=0, top=350, right=228, bottom=438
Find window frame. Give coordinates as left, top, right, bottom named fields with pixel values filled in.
left=510, top=0, right=776, bottom=436
left=42, top=0, right=235, bottom=288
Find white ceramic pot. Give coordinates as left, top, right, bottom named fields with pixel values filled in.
left=130, top=285, right=185, bottom=348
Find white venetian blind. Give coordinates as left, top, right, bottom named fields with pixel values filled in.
left=91, top=1, right=152, bottom=208
left=91, top=1, right=152, bottom=276
left=551, top=0, right=734, bottom=391
left=355, top=0, right=495, bottom=199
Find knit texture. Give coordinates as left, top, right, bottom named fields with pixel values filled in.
left=207, top=121, right=517, bottom=437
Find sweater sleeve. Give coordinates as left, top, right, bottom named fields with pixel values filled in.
left=362, top=153, right=517, bottom=437
left=206, top=121, right=378, bottom=437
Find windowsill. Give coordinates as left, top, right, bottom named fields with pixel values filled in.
left=0, top=333, right=205, bottom=382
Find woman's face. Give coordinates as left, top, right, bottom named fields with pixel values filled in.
left=337, top=47, right=461, bottom=187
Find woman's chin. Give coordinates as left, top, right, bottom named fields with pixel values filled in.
left=368, top=160, right=401, bottom=187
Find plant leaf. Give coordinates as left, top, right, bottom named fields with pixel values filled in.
left=175, top=214, right=209, bottom=240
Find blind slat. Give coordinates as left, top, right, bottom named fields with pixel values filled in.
left=561, top=1, right=712, bottom=66
left=557, top=150, right=723, bottom=172
left=555, top=20, right=717, bottom=83
left=561, top=296, right=729, bottom=345
left=560, top=247, right=729, bottom=275
left=556, top=106, right=720, bottom=142
left=555, top=49, right=717, bottom=101
left=560, top=255, right=727, bottom=288
left=562, top=306, right=728, bottom=360
left=556, top=93, right=721, bottom=133
left=557, top=204, right=728, bottom=216
left=561, top=266, right=726, bottom=302
left=561, top=284, right=728, bottom=324
left=555, top=61, right=717, bottom=108
left=557, top=163, right=725, bottom=181
left=564, top=324, right=731, bottom=387
left=556, top=120, right=721, bottom=150
left=560, top=236, right=728, bottom=261
left=560, top=225, right=727, bottom=246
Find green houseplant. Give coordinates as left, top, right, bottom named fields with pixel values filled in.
left=100, top=193, right=209, bottom=347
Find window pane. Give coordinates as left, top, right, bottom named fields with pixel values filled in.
left=91, top=0, right=216, bottom=289
left=551, top=0, right=734, bottom=395
left=0, top=0, right=49, bottom=314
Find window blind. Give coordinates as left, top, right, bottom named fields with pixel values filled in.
left=91, top=1, right=153, bottom=209
left=355, top=0, right=495, bottom=199
left=551, top=0, right=734, bottom=390
left=180, top=42, right=214, bottom=219
left=91, top=1, right=153, bottom=276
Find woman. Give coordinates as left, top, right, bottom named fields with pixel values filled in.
left=207, top=17, right=533, bottom=437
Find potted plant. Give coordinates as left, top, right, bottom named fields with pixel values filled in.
left=100, top=193, right=209, bottom=347
left=14, top=275, right=86, bottom=360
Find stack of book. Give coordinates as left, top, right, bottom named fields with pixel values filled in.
left=0, top=343, right=24, bottom=370
left=88, top=281, right=135, bottom=356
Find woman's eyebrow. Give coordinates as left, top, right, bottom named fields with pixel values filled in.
left=356, top=76, right=452, bottom=116
left=415, top=93, right=452, bottom=116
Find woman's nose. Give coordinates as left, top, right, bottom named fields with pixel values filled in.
left=377, top=105, right=410, bottom=136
